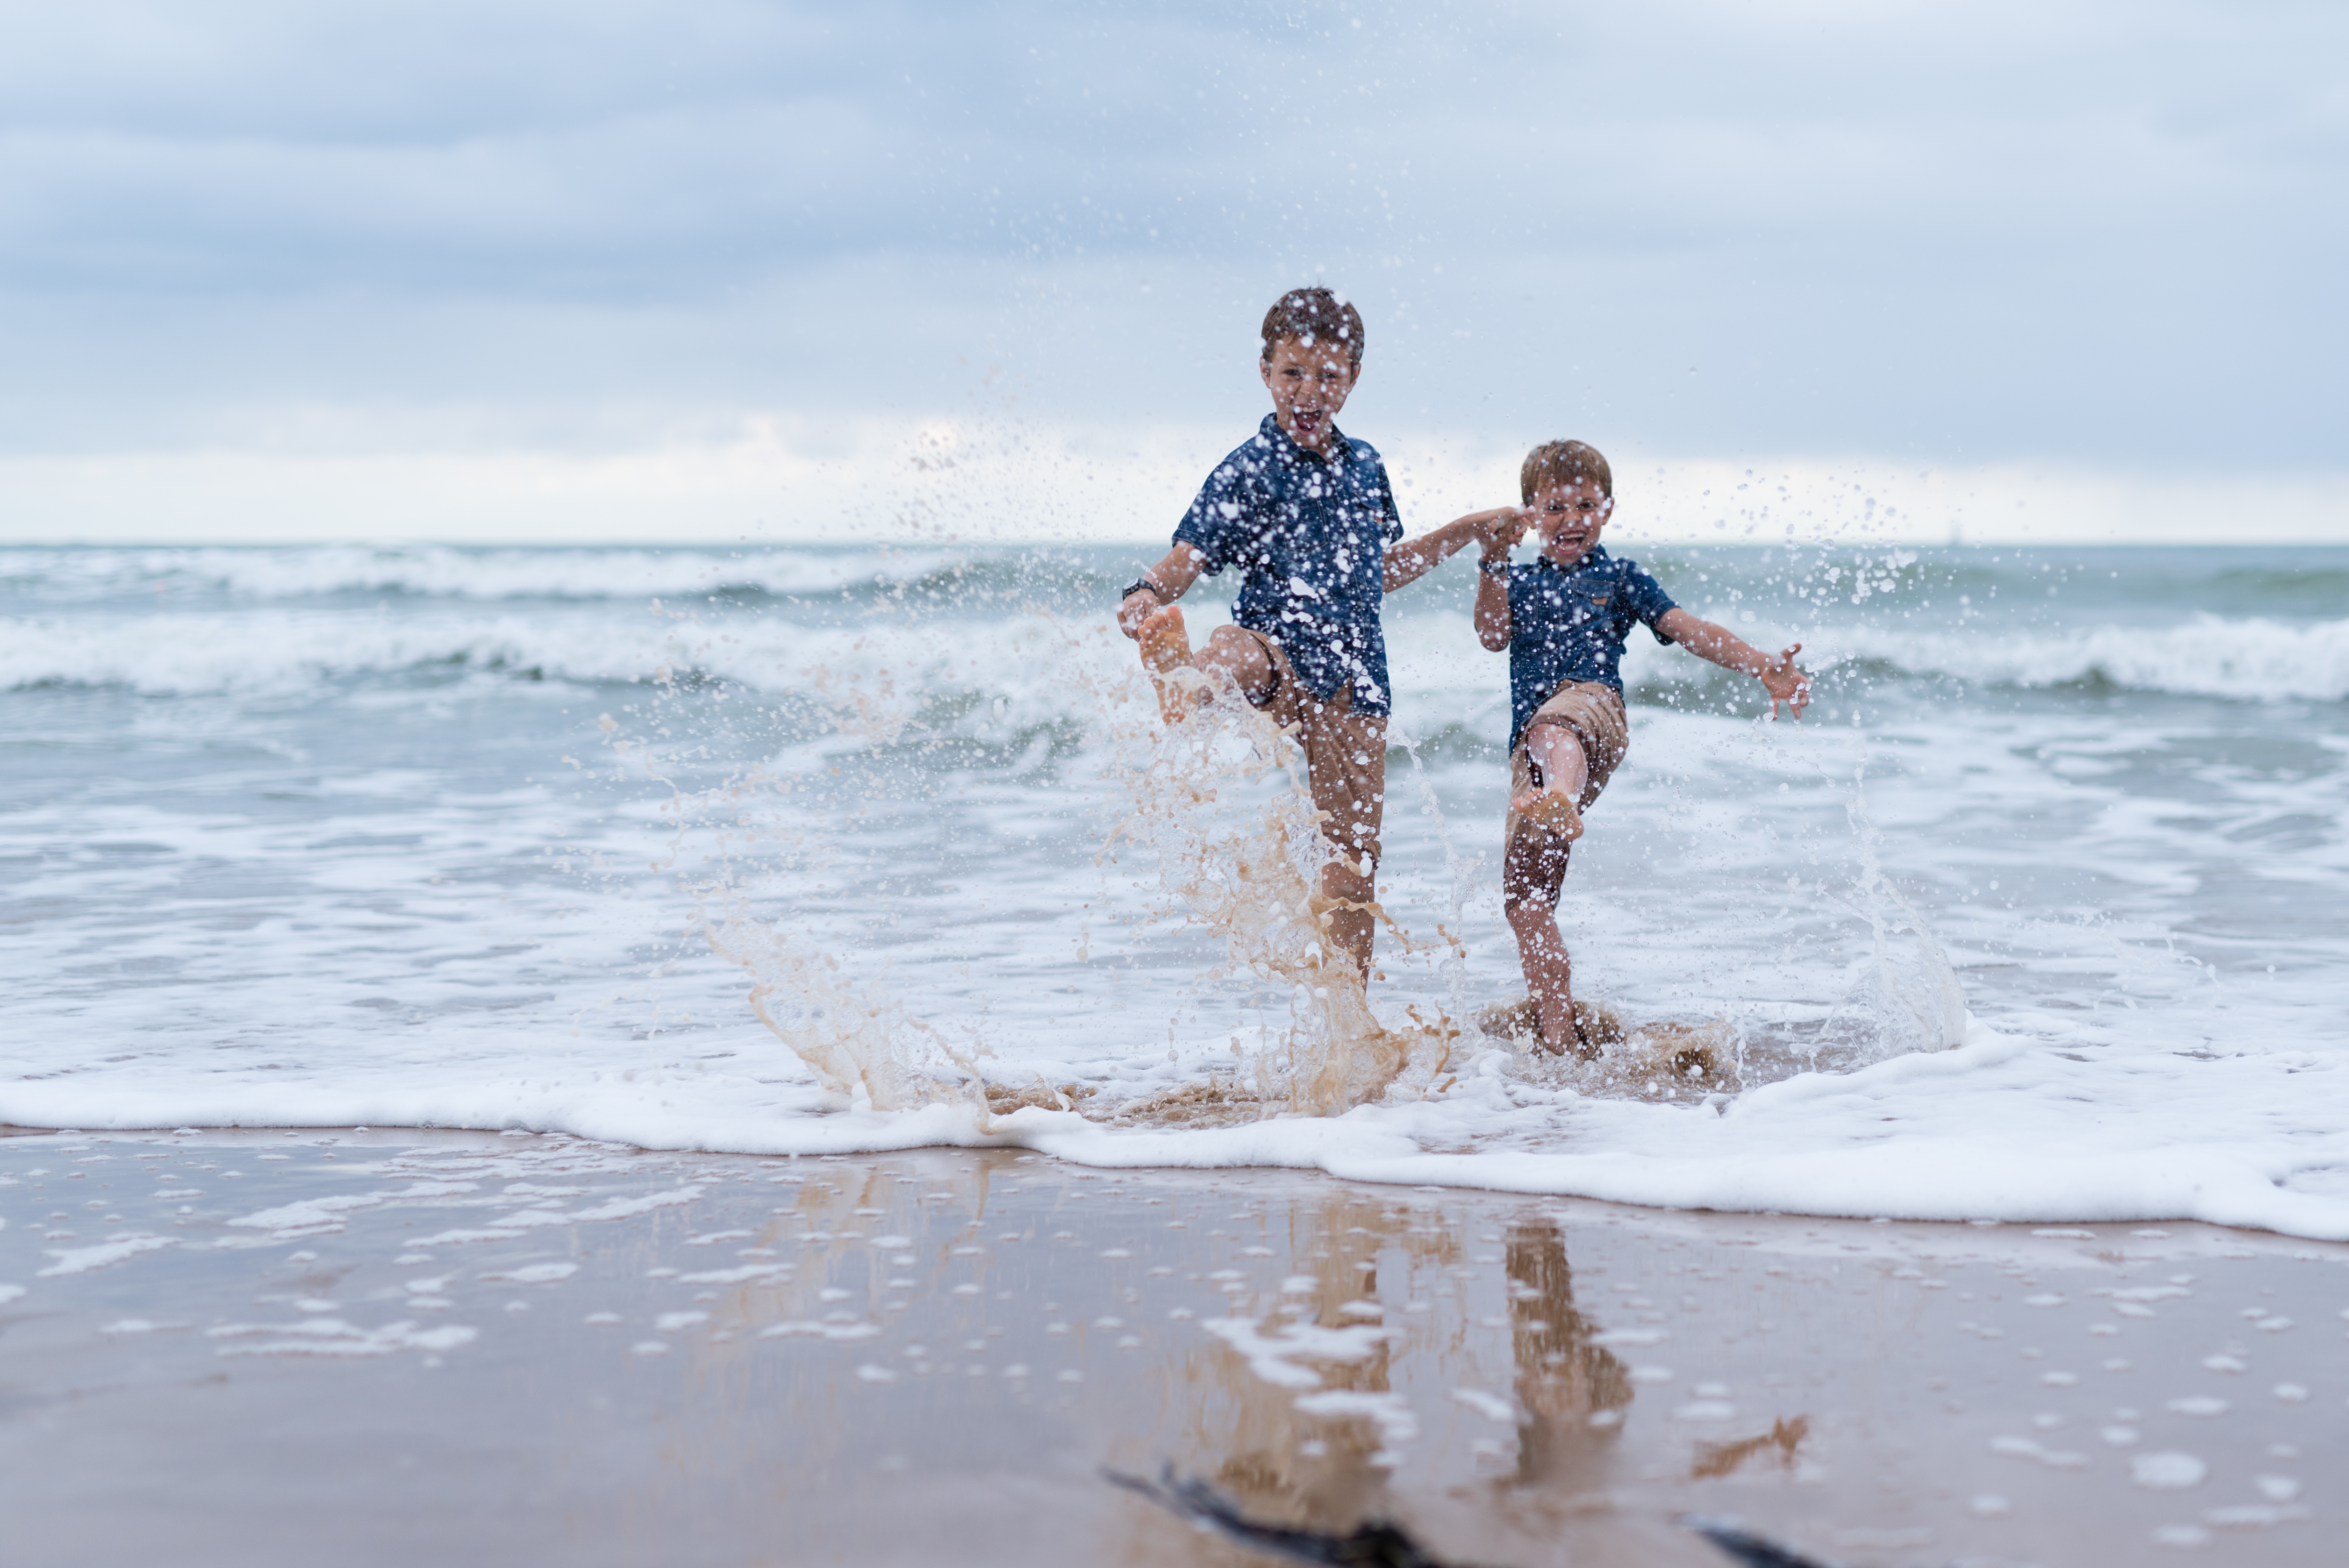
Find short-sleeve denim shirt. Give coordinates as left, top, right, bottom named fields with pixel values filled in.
left=1172, top=415, right=1406, bottom=716
left=1506, top=544, right=1679, bottom=752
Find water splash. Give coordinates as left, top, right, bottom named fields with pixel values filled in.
left=702, top=912, right=984, bottom=1113
left=1817, top=776, right=1969, bottom=1062
left=1476, top=996, right=1733, bottom=1100
left=1389, top=728, right=1483, bottom=1054
left=636, top=605, right=1461, bottom=1123
left=1104, top=666, right=1451, bottom=1116
left=1465, top=763, right=1965, bottom=1101
left=619, top=659, right=992, bottom=1116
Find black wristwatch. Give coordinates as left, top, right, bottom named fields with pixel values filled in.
left=1119, top=578, right=1167, bottom=604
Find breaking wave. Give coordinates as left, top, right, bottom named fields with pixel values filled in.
left=0, top=544, right=967, bottom=605
left=9, top=594, right=2346, bottom=707
left=1812, top=615, right=2349, bottom=703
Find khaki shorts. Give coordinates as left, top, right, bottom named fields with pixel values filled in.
left=1241, top=630, right=1386, bottom=872
left=1501, top=680, right=1629, bottom=910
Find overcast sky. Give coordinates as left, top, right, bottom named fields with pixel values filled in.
left=3, top=0, right=2343, bottom=542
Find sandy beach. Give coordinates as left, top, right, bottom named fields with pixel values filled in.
left=2, top=1125, right=2339, bottom=1566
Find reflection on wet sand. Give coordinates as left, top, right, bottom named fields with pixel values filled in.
left=603, top=1154, right=1822, bottom=1564
left=1691, top=1416, right=1810, bottom=1482
left=1178, top=1190, right=1414, bottom=1547
left=1503, top=1221, right=1631, bottom=1492
left=1166, top=1198, right=1647, bottom=1557
left=10, top=1137, right=2328, bottom=1568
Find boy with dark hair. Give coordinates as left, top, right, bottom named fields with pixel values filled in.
left=1475, top=438, right=1811, bottom=1058
left=1115, top=286, right=1496, bottom=984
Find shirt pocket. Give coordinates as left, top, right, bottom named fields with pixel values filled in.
left=1564, top=582, right=1615, bottom=623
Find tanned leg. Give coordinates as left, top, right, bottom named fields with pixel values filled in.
left=1301, top=704, right=1385, bottom=982
left=1319, top=857, right=1376, bottom=978
left=1505, top=895, right=1579, bottom=1057
left=1501, top=808, right=1584, bottom=1058
left=1168, top=628, right=1380, bottom=978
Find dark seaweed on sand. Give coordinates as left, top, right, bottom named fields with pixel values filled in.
left=1105, top=1467, right=1484, bottom=1567
left=1105, top=1467, right=1847, bottom=1568
left=1679, top=1515, right=1846, bottom=1568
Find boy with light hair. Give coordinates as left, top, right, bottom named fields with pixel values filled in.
left=1116, top=287, right=1496, bottom=985
left=1476, top=439, right=1811, bottom=1057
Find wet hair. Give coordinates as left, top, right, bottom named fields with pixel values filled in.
left=1519, top=439, right=1613, bottom=503
left=1260, top=287, right=1365, bottom=370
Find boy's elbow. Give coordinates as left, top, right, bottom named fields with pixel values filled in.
left=1478, top=629, right=1511, bottom=652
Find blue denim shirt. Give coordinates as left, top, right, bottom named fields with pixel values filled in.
left=1172, top=415, right=1405, bottom=716
left=1506, top=545, right=1679, bottom=752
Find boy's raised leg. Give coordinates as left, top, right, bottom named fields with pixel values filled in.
left=1137, top=605, right=1195, bottom=723
left=1509, top=723, right=1589, bottom=842
left=1193, top=624, right=1275, bottom=704
left=1138, top=616, right=1280, bottom=725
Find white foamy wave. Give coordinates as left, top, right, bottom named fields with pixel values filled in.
left=12, top=1017, right=2349, bottom=1243
left=0, top=611, right=652, bottom=694
left=0, top=545, right=965, bottom=604
left=20, top=599, right=2344, bottom=715
left=1391, top=607, right=2349, bottom=713
left=0, top=604, right=1124, bottom=700
left=1815, top=616, right=2349, bottom=702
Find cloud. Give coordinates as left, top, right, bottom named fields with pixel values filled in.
left=0, top=0, right=2342, bottom=539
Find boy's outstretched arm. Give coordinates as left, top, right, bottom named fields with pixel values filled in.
left=1655, top=608, right=1812, bottom=719
left=1474, top=528, right=1514, bottom=651
left=1383, top=508, right=1518, bottom=594
left=1117, top=544, right=1210, bottom=640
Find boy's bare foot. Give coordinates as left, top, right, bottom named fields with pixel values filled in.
left=1510, top=782, right=1583, bottom=843
left=1137, top=605, right=1195, bottom=723
left=1535, top=1005, right=1601, bottom=1061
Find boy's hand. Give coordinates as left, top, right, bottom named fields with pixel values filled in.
left=1758, top=644, right=1811, bottom=720
left=1476, top=507, right=1524, bottom=555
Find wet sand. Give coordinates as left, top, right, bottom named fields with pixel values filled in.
left=1, top=1126, right=2341, bottom=1566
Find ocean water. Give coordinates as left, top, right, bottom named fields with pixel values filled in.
left=5, top=542, right=2345, bottom=1238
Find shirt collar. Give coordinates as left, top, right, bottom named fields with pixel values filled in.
left=1533, top=542, right=1612, bottom=574
left=1255, top=413, right=1348, bottom=465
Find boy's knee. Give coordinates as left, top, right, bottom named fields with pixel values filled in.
left=1524, top=715, right=1582, bottom=743
left=1199, top=627, right=1276, bottom=703
left=1502, top=886, right=1556, bottom=921
left=1201, top=624, right=1248, bottom=656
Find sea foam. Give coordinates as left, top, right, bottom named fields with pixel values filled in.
left=4, top=543, right=2343, bottom=1242
left=15, top=594, right=2342, bottom=709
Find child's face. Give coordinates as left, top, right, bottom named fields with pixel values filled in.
left=1526, top=479, right=1614, bottom=567
left=1259, top=336, right=1358, bottom=451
